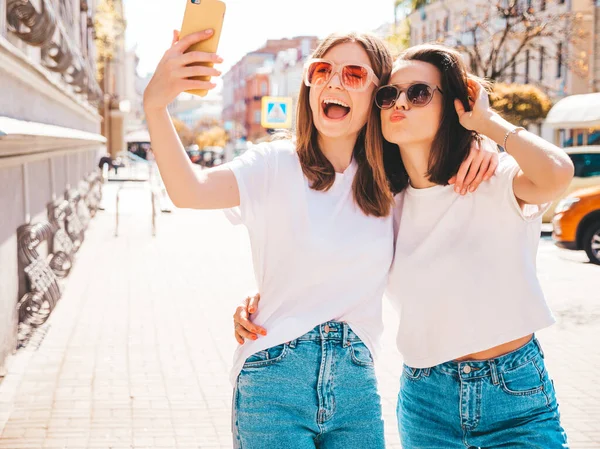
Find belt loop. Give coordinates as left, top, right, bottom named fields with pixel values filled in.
left=489, top=360, right=499, bottom=385
left=288, top=339, right=297, bottom=349
left=342, top=322, right=349, bottom=347
left=424, top=367, right=431, bottom=377
left=532, top=336, right=545, bottom=358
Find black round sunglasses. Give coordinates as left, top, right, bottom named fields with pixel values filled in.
left=375, top=82, right=443, bottom=110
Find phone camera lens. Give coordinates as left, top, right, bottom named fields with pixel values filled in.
left=191, top=0, right=201, bottom=4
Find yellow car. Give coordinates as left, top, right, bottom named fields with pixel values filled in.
left=553, top=185, right=600, bottom=265
left=543, top=146, right=600, bottom=223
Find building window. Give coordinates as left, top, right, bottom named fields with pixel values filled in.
left=539, top=47, right=545, bottom=81
left=511, top=61, right=516, bottom=83
left=540, top=0, right=546, bottom=11
left=557, top=43, right=563, bottom=78
left=524, top=50, right=530, bottom=84
left=422, top=25, right=426, bottom=42
left=444, top=16, right=450, bottom=32
left=254, top=110, right=261, bottom=124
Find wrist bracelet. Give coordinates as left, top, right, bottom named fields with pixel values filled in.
left=503, top=126, right=526, bottom=152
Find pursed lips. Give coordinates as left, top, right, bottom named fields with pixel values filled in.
left=390, top=111, right=406, bottom=122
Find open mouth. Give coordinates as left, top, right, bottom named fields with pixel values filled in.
left=322, top=98, right=351, bottom=120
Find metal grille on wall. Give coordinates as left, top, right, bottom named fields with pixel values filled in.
left=5, top=0, right=103, bottom=103
left=17, top=171, right=103, bottom=346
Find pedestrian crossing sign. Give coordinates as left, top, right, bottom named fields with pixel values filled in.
left=261, top=96, right=293, bottom=129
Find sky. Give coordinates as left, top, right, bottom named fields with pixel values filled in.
left=123, top=0, right=397, bottom=78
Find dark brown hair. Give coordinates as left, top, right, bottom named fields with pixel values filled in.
left=383, top=44, right=481, bottom=194
left=296, top=32, right=394, bottom=217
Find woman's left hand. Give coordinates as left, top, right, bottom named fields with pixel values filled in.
left=449, top=136, right=499, bottom=194
left=454, top=78, right=494, bottom=133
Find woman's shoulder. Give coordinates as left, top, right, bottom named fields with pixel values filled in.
left=250, top=137, right=297, bottom=159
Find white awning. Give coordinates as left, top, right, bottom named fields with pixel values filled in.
left=545, top=93, right=600, bottom=129
left=125, top=129, right=151, bottom=143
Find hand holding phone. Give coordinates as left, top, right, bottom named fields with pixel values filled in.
left=144, top=29, right=223, bottom=111
left=179, top=0, right=226, bottom=97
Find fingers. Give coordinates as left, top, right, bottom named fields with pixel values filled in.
left=238, top=311, right=267, bottom=337
left=181, top=80, right=216, bottom=91
left=234, top=329, right=245, bottom=345
left=467, top=86, right=476, bottom=108
left=467, top=78, right=481, bottom=96
left=233, top=303, right=267, bottom=338
left=454, top=98, right=465, bottom=117
left=454, top=153, right=474, bottom=194
left=463, top=148, right=485, bottom=190
left=180, top=51, right=223, bottom=66
left=483, top=153, right=498, bottom=180
left=173, top=29, right=214, bottom=53
left=171, top=30, right=180, bottom=46
left=235, top=322, right=258, bottom=341
left=178, top=65, right=222, bottom=79
left=248, top=293, right=261, bottom=314
left=233, top=304, right=256, bottom=342
left=467, top=157, right=489, bottom=192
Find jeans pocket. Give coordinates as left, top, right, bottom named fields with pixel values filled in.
left=402, top=364, right=423, bottom=381
left=500, top=360, right=545, bottom=396
left=242, top=343, right=289, bottom=368
left=349, top=341, right=375, bottom=367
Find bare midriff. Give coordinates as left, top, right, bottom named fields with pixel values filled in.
left=454, top=334, right=534, bottom=362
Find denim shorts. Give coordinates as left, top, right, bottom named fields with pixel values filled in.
left=232, top=321, right=385, bottom=449
left=397, top=336, right=569, bottom=448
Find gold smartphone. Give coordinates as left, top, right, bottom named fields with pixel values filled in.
left=179, top=0, right=226, bottom=97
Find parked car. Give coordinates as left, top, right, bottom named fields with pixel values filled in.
left=186, top=144, right=202, bottom=164
left=552, top=185, right=600, bottom=265
left=543, top=146, right=600, bottom=222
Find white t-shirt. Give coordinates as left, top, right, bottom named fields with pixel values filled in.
left=225, top=139, right=394, bottom=384
left=386, top=153, right=555, bottom=369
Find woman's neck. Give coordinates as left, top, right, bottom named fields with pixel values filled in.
left=399, top=143, right=437, bottom=189
left=318, top=133, right=356, bottom=173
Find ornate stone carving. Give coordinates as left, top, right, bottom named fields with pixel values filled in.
left=6, top=0, right=57, bottom=46
left=17, top=222, right=63, bottom=332
left=64, top=188, right=87, bottom=243
left=85, top=172, right=103, bottom=217
left=7, top=0, right=103, bottom=105
left=47, top=199, right=75, bottom=278
left=41, top=29, right=74, bottom=74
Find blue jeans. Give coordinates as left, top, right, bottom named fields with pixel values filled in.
left=232, top=321, right=385, bottom=449
left=397, top=336, right=569, bottom=448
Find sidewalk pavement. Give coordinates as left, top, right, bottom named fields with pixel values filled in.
left=0, top=184, right=598, bottom=449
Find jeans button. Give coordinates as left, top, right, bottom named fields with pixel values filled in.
left=463, top=365, right=472, bottom=374
left=324, top=324, right=330, bottom=334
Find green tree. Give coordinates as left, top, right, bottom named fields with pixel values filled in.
left=490, top=83, right=552, bottom=127
left=196, top=127, right=229, bottom=149
left=94, top=0, right=126, bottom=83
left=386, top=21, right=411, bottom=56
left=172, top=118, right=195, bottom=147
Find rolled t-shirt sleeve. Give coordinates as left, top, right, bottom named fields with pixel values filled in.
left=494, top=152, right=551, bottom=222
left=223, top=142, right=275, bottom=227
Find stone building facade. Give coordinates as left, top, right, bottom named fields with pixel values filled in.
left=0, top=0, right=106, bottom=370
